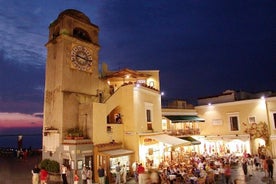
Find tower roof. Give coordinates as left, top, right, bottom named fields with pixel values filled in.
left=58, top=9, right=91, bottom=24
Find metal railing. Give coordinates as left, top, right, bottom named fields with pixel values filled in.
left=164, top=128, right=200, bottom=136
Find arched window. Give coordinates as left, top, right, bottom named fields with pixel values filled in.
left=73, top=28, right=91, bottom=42
left=52, top=27, right=60, bottom=39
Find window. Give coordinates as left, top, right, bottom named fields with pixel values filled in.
left=149, top=81, right=154, bottom=87
left=146, top=110, right=151, bottom=122
left=107, top=126, right=112, bottom=133
left=145, top=102, right=153, bottom=123
left=229, top=115, right=239, bottom=131
left=248, top=116, right=256, bottom=124
left=77, top=160, right=83, bottom=170
left=145, top=102, right=153, bottom=130
left=73, top=28, right=91, bottom=42
left=147, top=123, right=153, bottom=130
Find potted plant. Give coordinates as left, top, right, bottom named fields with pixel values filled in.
left=40, top=159, right=61, bottom=182
left=66, top=127, right=84, bottom=139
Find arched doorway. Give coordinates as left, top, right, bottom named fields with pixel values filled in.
left=254, top=138, right=266, bottom=155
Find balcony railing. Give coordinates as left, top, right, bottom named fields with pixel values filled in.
left=164, top=128, right=200, bottom=136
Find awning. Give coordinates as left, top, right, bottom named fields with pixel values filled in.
left=100, top=149, right=134, bottom=157
left=179, top=136, right=201, bottom=145
left=147, top=134, right=191, bottom=147
left=60, top=152, right=71, bottom=160
left=165, top=115, right=205, bottom=123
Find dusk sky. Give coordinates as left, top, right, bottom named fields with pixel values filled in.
left=0, top=0, right=275, bottom=129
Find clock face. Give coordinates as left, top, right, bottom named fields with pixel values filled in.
left=71, top=45, right=93, bottom=71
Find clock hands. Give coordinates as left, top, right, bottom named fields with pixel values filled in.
left=76, top=54, right=91, bottom=62
left=76, top=54, right=84, bottom=60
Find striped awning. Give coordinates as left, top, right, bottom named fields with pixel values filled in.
left=147, top=134, right=191, bottom=147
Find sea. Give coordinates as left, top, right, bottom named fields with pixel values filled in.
left=0, top=127, right=42, bottom=149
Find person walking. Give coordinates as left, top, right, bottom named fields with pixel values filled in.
left=224, top=163, right=231, bottom=184
left=61, top=164, right=68, bottom=184
left=31, top=164, right=40, bottom=184
left=254, top=154, right=260, bottom=170
left=86, top=167, right=93, bottom=184
left=74, top=170, right=80, bottom=184
left=81, top=166, right=87, bottom=184
left=97, top=165, right=105, bottom=184
left=266, top=156, right=274, bottom=179
left=263, top=156, right=268, bottom=177
left=132, top=161, right=138, bottom=182
left=248, top=156, right=254, bottom=176
left=137, top=163, right=145, bottom=184
left=241, top=157, right=248, bottom=176
left=115, top=162, right=122, bottom=184
left=121, top=164, right=127, bottom=184
left=40, top=167, right=48, bottom=184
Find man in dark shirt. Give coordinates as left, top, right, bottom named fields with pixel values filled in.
left=97, top=165, right=105, bottom=184
left=266, top=156, right=274, bottom=179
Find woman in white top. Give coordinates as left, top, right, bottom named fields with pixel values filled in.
left=81, top=167, right=87, bottom=184
left=86, top=167, right=93, bottom=184
left=61, top=164, right=68, bottom=184
left=122, top=164, right=127, bottom=184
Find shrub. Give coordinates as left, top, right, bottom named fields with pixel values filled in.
left=40, top=159, right=60, bottom=173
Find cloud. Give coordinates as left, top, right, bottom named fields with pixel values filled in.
left=0, top=112, right=43, bottom=128
left=0, top=0, right=46, bottom=67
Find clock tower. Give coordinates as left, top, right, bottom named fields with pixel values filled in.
left=43, top=9, right=100, bottom=163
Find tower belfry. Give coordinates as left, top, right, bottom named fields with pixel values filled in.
left=43, top=9, right=100, bottom=168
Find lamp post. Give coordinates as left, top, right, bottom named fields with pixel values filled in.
left=18, top=134, right=23, bottom=150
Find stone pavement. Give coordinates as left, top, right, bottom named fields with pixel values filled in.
left=1, top=153, right=276, bottom=184
left=224, top=164, right=276, bottom=184
left=0, top=152, right=42, bottom=184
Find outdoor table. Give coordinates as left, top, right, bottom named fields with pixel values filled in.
left=169, top=174, right=176, bottom=181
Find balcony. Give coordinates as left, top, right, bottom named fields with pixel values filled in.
left=63, top=138, right=92, bottom=145
left=164, top=128, right=200, bottom=136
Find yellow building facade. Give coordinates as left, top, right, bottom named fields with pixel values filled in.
left=195, top=95, right=276, bottom=158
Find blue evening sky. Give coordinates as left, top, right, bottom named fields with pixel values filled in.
left=0, top=0, right=275, bottom=115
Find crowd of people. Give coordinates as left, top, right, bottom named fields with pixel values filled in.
left=128, top=151, right=274, bottom=184
left=28, top=151, right=274, bottom=184
left=31, top=165, right=48, bottom=184
left=31, top=163, right=95, bottom=184
left=155, top=153, right=234, bottom=184
left=0, top=147, right=40, bottom=158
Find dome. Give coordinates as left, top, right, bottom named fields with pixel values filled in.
left=58, top=9, right=91, bottom=24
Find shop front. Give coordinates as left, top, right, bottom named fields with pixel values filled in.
left=94, top=142, right=134, bottom=183
left=197, top=134, right=251, bottom=156
left=61, top=139, right=93, bottom=170
left=139, top=133, right=191, bottom=169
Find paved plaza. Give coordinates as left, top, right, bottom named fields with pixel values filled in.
left=1, top=153, right=276, bottom=184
